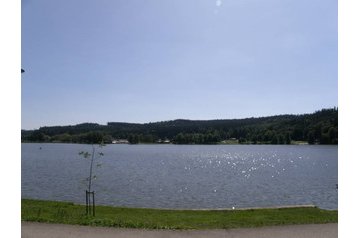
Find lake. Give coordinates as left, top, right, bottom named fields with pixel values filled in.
left=21, top=143, right=338, bottom=210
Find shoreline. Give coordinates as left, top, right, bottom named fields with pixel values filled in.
left=21, top=141, right=334, bottom=146
left=22, top=197, right=337, bottom=211
left=22, top=199, right=338, bottom=230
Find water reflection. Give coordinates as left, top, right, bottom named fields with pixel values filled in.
left=22, top=144, right=338, bottom=209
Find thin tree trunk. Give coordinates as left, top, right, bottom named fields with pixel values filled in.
left=88, top=144, right=95, bottom=192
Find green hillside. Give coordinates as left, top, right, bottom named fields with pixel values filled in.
left=21, top=108, right=338, bottom=145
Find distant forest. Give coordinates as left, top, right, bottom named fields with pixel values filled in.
left=21, top=108, right=338, bottom=145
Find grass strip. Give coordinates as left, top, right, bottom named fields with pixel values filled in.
left=22, top=199, right=337, bottom=229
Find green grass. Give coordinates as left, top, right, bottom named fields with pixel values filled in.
left=22, top=199, right=337, bottom=229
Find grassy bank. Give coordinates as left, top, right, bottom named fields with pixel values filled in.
left=22, top=199, right=337, bottom=229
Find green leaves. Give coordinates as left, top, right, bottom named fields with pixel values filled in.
left=79, top=144, right=105, bottom=192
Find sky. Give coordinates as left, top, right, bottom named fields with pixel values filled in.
left=21, top=0, right=337, bottom=130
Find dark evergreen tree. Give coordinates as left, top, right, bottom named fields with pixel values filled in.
left=22, top=108, right=338, bottom=145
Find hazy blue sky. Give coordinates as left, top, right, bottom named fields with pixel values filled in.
left=21, top=0, right=337, bottom=129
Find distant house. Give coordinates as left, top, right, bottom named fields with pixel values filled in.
left=112, top=139, right=129, bottom=144
left=156, top=139, right=171, bottom=144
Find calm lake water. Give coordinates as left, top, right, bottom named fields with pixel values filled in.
left=22, top=143, right=338, bottom=210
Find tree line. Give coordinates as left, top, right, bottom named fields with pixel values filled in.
left=21, top=108, right=338, bottom=145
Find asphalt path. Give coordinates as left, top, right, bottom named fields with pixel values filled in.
left=22, top=222, right=337, bottom=238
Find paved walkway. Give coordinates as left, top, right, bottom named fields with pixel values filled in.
left=22, top=222, right=337, bottom=238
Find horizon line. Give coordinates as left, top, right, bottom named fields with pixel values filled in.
left=21, top=107, right=337, bottom=131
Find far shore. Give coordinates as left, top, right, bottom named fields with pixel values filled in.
left=21, top=141, right=318, bottom=145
